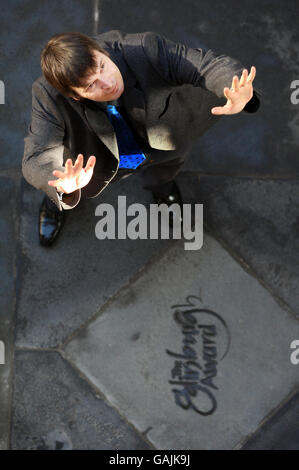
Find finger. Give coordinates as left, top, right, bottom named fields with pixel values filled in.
left=52, top=170, right=65, bottom=179
left=230, top=76, right=238, bottom=92
left=247, top=66, right=256, bottom=83
left=48, top=180, right=64, bottom=193
left=65, top=158, right=73, bottom=170
left=223, top=87, right=232, bottom=100
left=85, top=155, right=96, bottom=170
left=239, top=69, right=248, bottom=87
left=211, top=106, right=227, bottom=115
left=73, top=153, right=84, bottom=172
left=74, top=153, right=83, bottom=164
left=48, top=180, right=59, bottom=187
left=232, top=75, right=239, bottom=92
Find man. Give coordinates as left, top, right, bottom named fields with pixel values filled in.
left=22, top=30, right=260, bottom=246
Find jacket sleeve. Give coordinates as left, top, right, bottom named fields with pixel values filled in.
left=141, top=31, right=260, bottom=113
left=22, top=79, right=81, bottom=211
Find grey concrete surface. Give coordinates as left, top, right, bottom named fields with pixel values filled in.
left=0, top=178, right=19, bottom=450
left=0, top=0, right=299, bottom=451
left=242, top=388, right=299, bottom=450
left=17, top=176, right=174, bottom=349
left=10, top=351, right=151, bottom=450
left=63, top=234, right=299, bottom=450
left=178, top=174, right=299, bottom=317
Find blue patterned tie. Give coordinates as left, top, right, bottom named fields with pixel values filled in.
left=106, top=104, right=146, bottom=169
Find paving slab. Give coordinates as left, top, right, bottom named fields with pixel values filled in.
left=178, top=174, right=299, bottom=316
left=242, top=388, right=299, bottom=449
left=16, top=176, right=175, bottom=349
left=64, top=233, right=299, bottom=450
left=10, top=350, right=151, bottom=450
left=99, top=0, right=299, bottom=176
left=0, top=177, right=18, bottom=450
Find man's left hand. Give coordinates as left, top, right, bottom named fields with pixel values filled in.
left=211, top=66, right=256, bottom=115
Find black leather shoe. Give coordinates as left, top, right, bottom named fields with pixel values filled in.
left=152, top=181, right=183, bottom=228
left=39, top=196, right=65, bottom=246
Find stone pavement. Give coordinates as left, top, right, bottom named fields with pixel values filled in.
left=1, top=0, right=299, bottom=450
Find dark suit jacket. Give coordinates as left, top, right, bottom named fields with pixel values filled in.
left=22, top=30, right=260, bottom=211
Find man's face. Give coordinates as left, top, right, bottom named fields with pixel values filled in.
left=71, top=50, right=125, bottom=102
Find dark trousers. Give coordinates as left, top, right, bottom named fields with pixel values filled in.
left=44, top=145, right=191, bottom=211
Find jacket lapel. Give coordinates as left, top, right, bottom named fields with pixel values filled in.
left=146, top=91, right=177, bottom=151
left=83, top=102, right=119, bottom=160
left=122, top=82, right=176, bottom=150
left=122, top=84, right=147, bottom=141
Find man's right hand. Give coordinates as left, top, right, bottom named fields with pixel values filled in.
left=48, top=154, right=96, bottom=194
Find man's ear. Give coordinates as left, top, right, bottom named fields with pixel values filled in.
left=67, top=88, right=82, bottom=101
left=69, top=93, right=81, bottom=102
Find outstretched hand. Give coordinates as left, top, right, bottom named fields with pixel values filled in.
left=48, top=153, right=96, bottom=194
left=211, top=66, right=256, bottom=115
